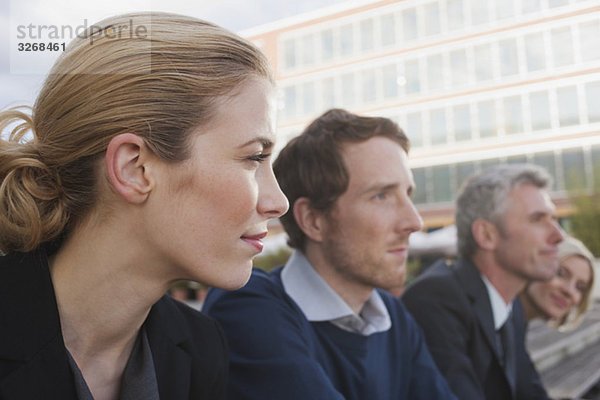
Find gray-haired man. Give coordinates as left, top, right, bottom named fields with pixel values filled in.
left=403, top=164, right=563, bottom=400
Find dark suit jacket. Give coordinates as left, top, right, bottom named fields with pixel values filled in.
left=0, top=248, right=227, bottom=399
left=402, top=258, right=550, bottom=400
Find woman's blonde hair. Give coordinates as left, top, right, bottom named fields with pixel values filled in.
left=0, top=12, right=272, bottom=254
left=550, top=235, right=596, bottom=331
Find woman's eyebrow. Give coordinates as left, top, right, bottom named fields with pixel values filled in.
left=237, top=137, right=274, bottom=150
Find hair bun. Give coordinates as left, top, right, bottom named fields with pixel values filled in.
left=0, top=109, right=67, bottom=253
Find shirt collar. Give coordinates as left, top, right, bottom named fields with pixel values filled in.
left=281, top=251, right=391, bottom=335
left=480, top=274, right=513, bottom=330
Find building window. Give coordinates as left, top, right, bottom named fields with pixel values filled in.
left=341, top=73, right=355, bottom=106
left=503, top=95, right=523, bottom=134
left=430, top=108, right=448, bottom=145
left=585, top=81, right=600, bottom=123
left=522, top=0, right=542, bottom=13
left=406, top=112, right=423, bottom=148
left=360, top=19, right=374, bottom=51
left=580, top=20, right=600, bottom=62
left=424, top=2, right=441, bottom=36
left=301, top=34, right=315, bottom=66
left=548, top=0, right=569, bottom=7
left=507, top=154, right=528, bottom=164
left=283, top=39, right=296, bottom=69
left=405, top=59, right=421, bottom=94
left=322, top=78, right=335, bottom=110
left=533, top=152, right=557, bottom=190
left=456, top=162, right=476, bottom=190
left=562, top=148, right=587, bottom=191
left=284, top=86, right=297, bottom=119
left=480, top=158, right=500, bottom=171
left=525, top=32, right=546, bottom=72
left=412, top=168, right=427, bottom=204
left=450, top=49, right=468, bottom=88
left=382, top=64, right=399, bottom=99
left=472, top=0, right=490, bottom=25
left=402, top=8, right=418, bottom=41
left=381, top=13, right=396, bottom=47
left=321, top=30, right=334, bottom=62
left=340, top=24, right=354, bottom=56
left=361, top=70, right=376, bottom=103
left=529, top=91, right=551, bottom=131
left=447, top=0, right=465, bottom=31
left=432, top=165, right=452, bottom=203
left=499, top=38, right=519, bottom=77
left=474, top=44, right=493, bottom=82
left=551, top=27, right=574, bottom=67
left=453, top=104, right=471, bottom=142
left=557, top=86, right=580, bottom=127
left=427, top=54, right=444, bottom=92
left=478, top=100, right=496, bottom=138
left=496, top=0, right=514, bottom=19
left=302, top=82, right=315, bottom=115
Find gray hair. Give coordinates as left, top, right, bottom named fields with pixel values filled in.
left=456, top=163, right=552, bottom=259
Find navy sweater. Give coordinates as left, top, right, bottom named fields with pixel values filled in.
left=203, top=267, right=456, bottom=400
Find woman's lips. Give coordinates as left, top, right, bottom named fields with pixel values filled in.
left=241, top=232, right=267, bottom=252
left=551, top=293, right=569, bottom=310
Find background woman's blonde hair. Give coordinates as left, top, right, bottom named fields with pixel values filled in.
left=0, top=12, right=272, bottom=254
left=550, top=235, right=596, bottom=331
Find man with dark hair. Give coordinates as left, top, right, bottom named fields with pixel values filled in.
left=203, top=109, right=456, bottom=399
left=403, top=164, right=562, bottom=400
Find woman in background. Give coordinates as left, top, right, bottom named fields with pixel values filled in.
left=520, top=235, right=595, bottom=331
left=0, top=12, right=287, bottom=400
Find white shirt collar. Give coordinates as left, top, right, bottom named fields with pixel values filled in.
left=281, top=251, right=391, bottom=335
left=480, top=274, right=513, bottom=330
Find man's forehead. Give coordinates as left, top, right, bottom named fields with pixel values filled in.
left=507, top=184, right=555, bottom=212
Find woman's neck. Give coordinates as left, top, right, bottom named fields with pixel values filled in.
left=48, top=218, right=170, bottom=398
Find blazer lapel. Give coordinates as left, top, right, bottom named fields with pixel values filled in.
left=145, top=297, right=193, bottom=399
left=454, top=260, right=503, bottom=363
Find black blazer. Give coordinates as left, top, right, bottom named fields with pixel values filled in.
left=0, top=249, right=227, bottom=399
left=402, top=259, right=550, bottom=400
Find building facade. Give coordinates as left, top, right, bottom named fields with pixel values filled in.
left=244, top=0, right=600, bottom=228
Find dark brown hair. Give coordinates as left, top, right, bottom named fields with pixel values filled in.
left=273, top=108, right=409, bottom=251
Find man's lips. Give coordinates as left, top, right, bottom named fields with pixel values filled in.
left=241, top=232, right=267, bottom=252
left=388, top=247, right=409, bottom=256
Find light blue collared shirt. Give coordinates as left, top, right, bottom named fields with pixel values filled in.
left=281, top=251, right=391, bottom=336
left=481, top=274, right=513, bottom=330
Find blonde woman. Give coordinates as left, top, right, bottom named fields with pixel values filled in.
left=520, top=236, right=595, bottom=331
left=0, top=12, right=288, bottom=400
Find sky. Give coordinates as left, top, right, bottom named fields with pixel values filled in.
left=0, top=0, right=352, bottom=108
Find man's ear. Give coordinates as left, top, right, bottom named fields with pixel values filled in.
left=105, top=133, right=155, bottom=204
left=293, top=197, right=327, bottom=243
left=471, top=219, right=499, bottom=251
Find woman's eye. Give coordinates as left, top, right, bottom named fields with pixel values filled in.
left=248, top=153, right=270, bottom=163
left=576, top=282, right=589, bottom=293
left=557, top=266, right=568, bottom=278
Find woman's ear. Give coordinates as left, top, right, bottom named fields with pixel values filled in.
left=293, top=197, right=326, bottom=244
left=471, top=218, right=499, bottom=251
left=105, top=133, right=155, bottom=204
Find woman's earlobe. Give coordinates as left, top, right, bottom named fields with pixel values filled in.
left=105, top=133, right=154, bottom=204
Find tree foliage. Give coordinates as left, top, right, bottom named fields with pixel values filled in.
left=569, top=192, right=600, bottom=256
